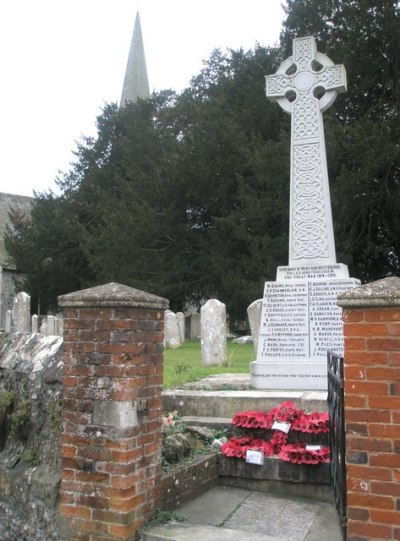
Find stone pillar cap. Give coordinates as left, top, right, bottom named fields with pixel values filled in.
left=337, top=276, right=400, bottom=308
left=58, top=282, right=169, bottom=309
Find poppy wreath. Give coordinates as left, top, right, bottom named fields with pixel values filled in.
left=220, top=437, right=274, bottom=458
left=279, top=443, right=330, bottom=464
left=221, top=401, right=330, bottom=465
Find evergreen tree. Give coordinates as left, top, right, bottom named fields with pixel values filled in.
left=7, top=3, right=399, bottom=318
left=7, top=47, right=290, bottom=319
left=171, top=47, right=290, bottom=318
left=5, top=192, right=93, bottom=314
left=282, top=0, right=400, bottom=280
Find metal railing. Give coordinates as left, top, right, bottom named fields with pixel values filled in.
left=328, top=350, right=347, bottom=540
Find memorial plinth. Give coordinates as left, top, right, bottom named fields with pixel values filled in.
left=251, top=36, right=359, bottom=390
left=250, top=265, right=359, bottom=389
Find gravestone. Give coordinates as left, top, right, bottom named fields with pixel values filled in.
left=188, top=313, right=200, bottom=340
left=247, top=299, right=263, bottom=352
left=40, top=321, right=47, bottom=335
left=47, top=315, right=56, bottom=336
left=55, top=314, right=64, bottom=336
left=176, top=311, right=185, bottom=343
left=31, top=314, right=38, bottom=333
left=12, top=292, right=30, bottom=333
left=164, top=310, right=182, bottom=349
left=201, top=299, right=227, bottom=365
left=250, top=36, right=359, bottom=390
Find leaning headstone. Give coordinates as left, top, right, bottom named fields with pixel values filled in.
left=12, top=292, right=31, bottom=333
left=31, top=314, right=38, bottom=333
left=251, top=36, right=359, bottom=390
left=200, top=299, right=227, bottom=365
left=176, top=312, right=185, bottom=343
left=164, top=310, right=182, bottom=349
left=247, top=299, right=263, bottom=352
left=188, top=313, right=201, bottom=340
left=5, top=310, right=12, bottom=333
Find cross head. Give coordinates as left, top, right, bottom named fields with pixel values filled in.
left=265, top=36, right=347, bottom=265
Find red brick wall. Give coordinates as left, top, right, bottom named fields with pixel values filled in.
left=58, top=283, right=168, bottom=541
left=340, top=284, right=400, bottom=541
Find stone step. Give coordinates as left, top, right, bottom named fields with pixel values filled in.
left=181, top=373, right=252, bottom=390
left=140, top=485, right=342, bottom=541
left=180, top=415, right=232, bottom=432
left=218, top=454, right=330, bottom=489
left=163, top=389, right=327, bottom=420
left=140, top=523, right=285, bottom=541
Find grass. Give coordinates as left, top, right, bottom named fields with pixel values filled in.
left=163, top=339, right=255, bottom=389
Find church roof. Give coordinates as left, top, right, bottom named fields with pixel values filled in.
left=120, top=12, right=150, bottom=107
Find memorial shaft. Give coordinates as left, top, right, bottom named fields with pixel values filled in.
left=250, top=36, right=357, bottom=391
left=266, top=36, right=347, bottom=266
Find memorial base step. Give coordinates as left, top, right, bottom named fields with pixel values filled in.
left=218, top=455, right=331, bottom=500
left=162, top=388, right=328, bottom=420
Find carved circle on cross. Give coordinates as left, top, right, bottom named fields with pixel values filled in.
left=295, top=71, right=315, bottom=92
left=274, top=52, right=340, bottom=115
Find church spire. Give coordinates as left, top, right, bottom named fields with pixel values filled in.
left=120, top=11, right=150, bottom=107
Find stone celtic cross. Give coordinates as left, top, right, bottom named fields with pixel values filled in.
left=266, top=36, right=347, bottom=266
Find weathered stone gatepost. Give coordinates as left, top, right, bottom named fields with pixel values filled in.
left=58, top=282, right=168, bottom=540
left=337, top=277, right=400, bottom=541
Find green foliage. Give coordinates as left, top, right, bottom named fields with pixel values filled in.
left=5, top=48, right=289, bottom=319
left=5, top=3, right=400, bottom=316
left=0, top=390, right=15, bottom=449
left=152, top=508, right=186, bottom=525
left=163, top=340, right=254, bottom=389
left=281, top=0, right=400, bottom=281
left=0, top=390, right=14, bottom=420
left=9, top=400, right=31, bottom=441
left=22, top=448, right=39, bottom=466
left=50, top=399, right=62, bottom=433
left=5, top=192, right=94, bottom=314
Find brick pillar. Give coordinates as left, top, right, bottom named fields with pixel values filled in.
left=58, top=283, right=168, bottom=540
left=337, top=277, right=400, bottom=541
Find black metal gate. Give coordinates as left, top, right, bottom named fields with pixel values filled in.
left=327, top=350, right=347, bottom=540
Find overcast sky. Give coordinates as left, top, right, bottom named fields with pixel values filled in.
left=0, top=0, right=285, bottom=197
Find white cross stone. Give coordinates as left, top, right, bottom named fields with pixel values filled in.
left=266, top=36, right=347, bottom=266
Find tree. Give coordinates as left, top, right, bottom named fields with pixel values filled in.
left=281, top=0, right=400, bottom=281
left=5, top=192, right=93, bottom=314
left=7, top=46, right=292, bottom=319
left=170, top=47, right=290, bottom=318
left=79, top=95, right=194, bottom=310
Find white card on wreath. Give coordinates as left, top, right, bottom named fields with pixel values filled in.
left=272, top=421, right=291, bottom=433
left=246, top=449, right=264, bottom=465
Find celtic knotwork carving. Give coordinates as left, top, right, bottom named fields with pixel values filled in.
left=266, top=36, right=347, bottom=264
left=293, top=93, right=318, bottom=139
left=292, top=144, right=328, bottom=259
left=294, top=38, right=313, bottom=70
left=266, top=74, right=292, bottom=96
left=316, top=66, right=343, bottom=89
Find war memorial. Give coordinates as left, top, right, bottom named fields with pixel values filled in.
left=251, top=36, right=360, bottom=390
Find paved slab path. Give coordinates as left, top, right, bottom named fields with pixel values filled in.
left=142, top=486, right=343, bottom=541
